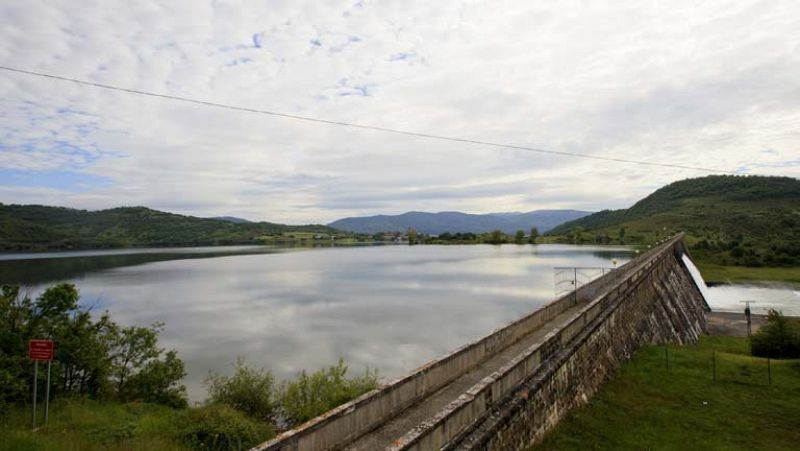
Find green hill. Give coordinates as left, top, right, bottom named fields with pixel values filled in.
left=547, top=175, right=800, bottom=270
left=0, top=204, right=340, bottom=251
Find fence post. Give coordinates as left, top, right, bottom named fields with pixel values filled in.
left=712, top=350, right=716, bottom=382
left=768, top=358, right=771, bottom=386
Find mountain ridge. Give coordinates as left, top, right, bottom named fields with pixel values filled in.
left=328, top=209, right=593, bottom=235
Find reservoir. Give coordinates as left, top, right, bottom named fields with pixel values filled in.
left=1, top=244, right=796, bottom=400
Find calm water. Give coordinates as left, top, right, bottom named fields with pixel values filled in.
left=1, top=244, right=796, bottom=401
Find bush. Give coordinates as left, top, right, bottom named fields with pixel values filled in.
left=175, top=405, right=273, bottom=451
left=280, top=359, right=379, bottom=427
left=751, top=310, right=800, bottom=359
left=205, top=357, right=277, bottom=423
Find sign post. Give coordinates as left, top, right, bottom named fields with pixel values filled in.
left=28, top=339, right=54, bottom=428
left=32, top=360, right=37, bottom=427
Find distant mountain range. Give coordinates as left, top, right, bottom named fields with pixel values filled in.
left=211, top=216, right=253, bottom=224
left=327, top=210, right=593, bottom=235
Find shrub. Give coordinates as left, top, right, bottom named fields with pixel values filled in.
left=751, top=309, right=800, bottom=359
left=175, top=405, right=273, bottom=451
left=279, top=359, right=379, bottom=427
left=205, top=357, right=277, bottom=423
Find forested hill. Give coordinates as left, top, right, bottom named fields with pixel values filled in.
left=548, top=175, right=800, bottom=267
left=0, top=204, right=339, bottom=251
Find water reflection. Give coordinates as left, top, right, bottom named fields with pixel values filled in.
left=3, top=244, right=633, bottom=401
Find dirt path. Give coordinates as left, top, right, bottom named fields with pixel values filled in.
left=706, top=311, right=767, bottom=337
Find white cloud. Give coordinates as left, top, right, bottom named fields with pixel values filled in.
left=1, top=0, right=798, bottom=223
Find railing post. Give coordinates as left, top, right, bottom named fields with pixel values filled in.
left=574, top=267, right=578, bottom=305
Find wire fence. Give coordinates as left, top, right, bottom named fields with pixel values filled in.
left=554, top=267, right=615, bottom=298
left=658, top=344, right=800, bottom=388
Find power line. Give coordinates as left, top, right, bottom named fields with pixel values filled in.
left=0, top=65, right=736, bottom=174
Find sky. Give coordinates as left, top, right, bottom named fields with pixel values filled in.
left=1, top=0, right=799, bottom=224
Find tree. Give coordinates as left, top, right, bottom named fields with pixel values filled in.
left=514, top=230, right=525, bottom=244
left=0, top=283, right=186, bottom=407
left=110, top=323, right=187, bottom=406
left=486, top=230, right=507, bottom=244
left=125, top=349, right=187, bottom=407
left=111, top=324, right=162, bottom=395
left=751, top=309, right=800, bottom=359
left=569, top=227, right=585, bottom=244
left=618, top=227, right=626, bottom=243
left=407, top=228, right=418, bottom=245
left=529, top=227, right=539, bottom=244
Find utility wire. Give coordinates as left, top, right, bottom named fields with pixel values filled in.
left=0, top=65, right=735, bottom=174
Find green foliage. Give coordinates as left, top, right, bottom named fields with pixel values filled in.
left=529, top=227, right=539, bottom=244
left=0, top=283, right=186, bottom=408
left=175, top=405, right=273, bottom=451
left=279, top=359, right=379, bottom=426
left=124, top=349, right=187, bottom=408
left=407, top=228, right=418, bottom=245
left=546, top=175, right=800, bottom=269
left=0, top=204, right=340, bottom=251
left=205, top=357, right=278, bottom=423
left=751, top=310, right=800, bottom=359
left=112, top=323, right=162, bottom=394
left=514, top=230, right=526, bottom=244
left=204, top=358, right=379, bottom=429
left=426, top=232, right=478, bottom=244
left=485, top=229, right=508, bottom=244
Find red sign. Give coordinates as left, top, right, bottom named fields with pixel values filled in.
left=28, top=340, right=54, bottom=361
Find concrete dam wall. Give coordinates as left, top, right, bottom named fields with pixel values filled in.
left=254, top=234, right=708, bottom=451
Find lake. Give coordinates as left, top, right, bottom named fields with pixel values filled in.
left=1, top=244, right=796, bottom=401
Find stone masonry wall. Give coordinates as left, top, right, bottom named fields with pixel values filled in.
left=454, top=238, right=707, bottom=450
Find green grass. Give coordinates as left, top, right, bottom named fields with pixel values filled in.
left=537, top=336, right=800, bottom=450
left=0, top=398, right=188, bottom=451
left=695, top=262, right=800, bottom=285
left=0, top=398, right=274, bottom=451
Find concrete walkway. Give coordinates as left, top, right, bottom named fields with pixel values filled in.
left=345, top=303, right=586, bottom=450
left=706, top=311, right=767, bottom=336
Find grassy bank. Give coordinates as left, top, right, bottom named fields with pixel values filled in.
left=0, top=398, right=273, bottom=451
left=0, top=398, right=190, bottom=451
left=537, top=336, right=800, bottom=450
left=695, top=261, right=800, bottom=285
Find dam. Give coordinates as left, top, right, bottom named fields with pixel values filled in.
left=254, top=234, right=708, bottom=450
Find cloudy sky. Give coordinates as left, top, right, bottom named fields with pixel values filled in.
left=1, top=0, right=799, bottom=224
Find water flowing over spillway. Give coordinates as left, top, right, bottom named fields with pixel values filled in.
left=681, top=253, right=712, bottom=304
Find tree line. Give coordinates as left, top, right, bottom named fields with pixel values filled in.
left=405, top=227, right=540, bottom=245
